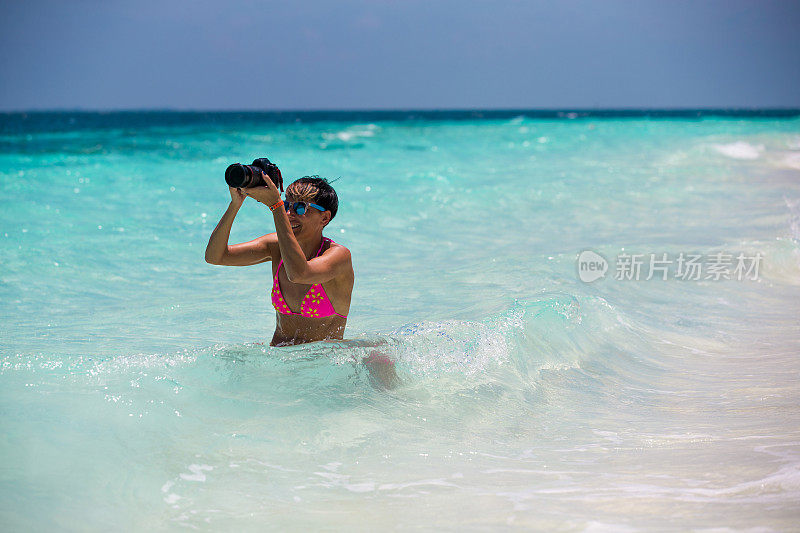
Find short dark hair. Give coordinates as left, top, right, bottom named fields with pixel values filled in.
left=287, top=176, right=339, bottom=220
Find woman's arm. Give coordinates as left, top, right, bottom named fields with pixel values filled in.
left=243, top=174, right=352, bottom=284
left=205, top=187, right=274, bottom=266
left=270, top=200, right=351, bottom=284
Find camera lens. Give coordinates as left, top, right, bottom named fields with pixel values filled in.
left=224, top=159, right=276, bottom=189
left=225, top=164, right=249, bottom=188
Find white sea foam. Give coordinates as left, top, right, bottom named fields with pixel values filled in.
left=712, top=141, right=764, bottom=159
left=777, top=152, right=800, bottom=170
left=179, top=464, right=213, bottom=482
left=583, top=522, right=639, bottom=533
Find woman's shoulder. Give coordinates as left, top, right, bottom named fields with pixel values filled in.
left=324, top=236, right=350, bottom=252
left=323, top=237, right=353, bottom=265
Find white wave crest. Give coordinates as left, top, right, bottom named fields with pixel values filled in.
left=712, top=142, right=764, bottom=160
left=323, top=124, right=379, bottom=142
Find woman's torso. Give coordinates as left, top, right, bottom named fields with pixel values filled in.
left=269, top=237, right=354, bottom=346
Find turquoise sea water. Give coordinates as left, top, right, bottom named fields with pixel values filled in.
left=1, top=111, right=799, bottom=531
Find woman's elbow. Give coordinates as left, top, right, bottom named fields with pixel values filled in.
left=205, top=244, right=233, bottom=265
left=205, top=252, right=224, bottom=265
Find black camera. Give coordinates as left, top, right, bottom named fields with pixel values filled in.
left=225, top=158, right=283, bottom=190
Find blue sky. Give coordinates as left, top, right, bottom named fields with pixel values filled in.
left=1, top=0, right=798, bottom=110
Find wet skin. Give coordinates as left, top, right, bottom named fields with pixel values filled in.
left=269, top=236, right=353, bottom=346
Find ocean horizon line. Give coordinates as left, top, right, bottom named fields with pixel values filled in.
left=2, top=108, right=798, bottom=134
left=3, top=107, right=799, bottom=114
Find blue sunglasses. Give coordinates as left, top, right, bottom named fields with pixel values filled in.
left=284, top=200, right=325, bottom=215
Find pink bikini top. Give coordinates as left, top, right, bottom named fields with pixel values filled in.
left=271, top=237, right=347, bottom=319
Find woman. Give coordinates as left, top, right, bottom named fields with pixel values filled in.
left=205, top=171, right=354, bottom=346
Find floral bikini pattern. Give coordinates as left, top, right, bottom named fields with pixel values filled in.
left=308, top=287, right=324, bottom=305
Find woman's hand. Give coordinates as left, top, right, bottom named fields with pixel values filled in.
left=244, top=169, right=283, bottom=206
left=229, top=186, right=247, bottom=207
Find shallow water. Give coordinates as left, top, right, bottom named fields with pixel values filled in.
left=1, top=111, right=799, bottom=531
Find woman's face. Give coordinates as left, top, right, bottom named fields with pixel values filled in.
left=285, top=186, right=330, bottom=237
